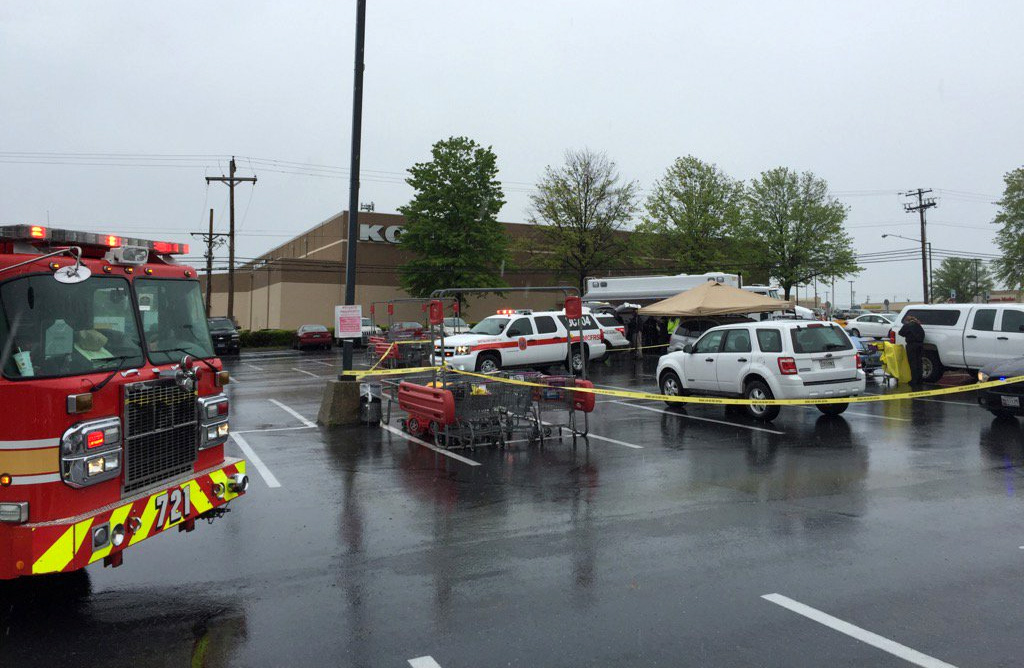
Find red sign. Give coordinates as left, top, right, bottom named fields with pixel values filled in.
left=564, top=296, right=582, bottom=319
left=428, top=300, right=444, bottom=326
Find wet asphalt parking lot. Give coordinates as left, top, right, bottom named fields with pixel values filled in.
left=3, top=349, right=1023, bottom=668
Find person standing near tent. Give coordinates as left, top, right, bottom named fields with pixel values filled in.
left=898, top=315, right=926, bottom=388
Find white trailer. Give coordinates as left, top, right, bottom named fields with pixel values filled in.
left=584, top=272, right=739, bottom=302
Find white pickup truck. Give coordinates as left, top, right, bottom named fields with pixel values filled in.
left=891, top=304, right=1024, bottom=382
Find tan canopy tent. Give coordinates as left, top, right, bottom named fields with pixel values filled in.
left=638, top=281, right=789, bottom=317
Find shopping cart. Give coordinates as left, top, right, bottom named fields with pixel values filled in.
left=532, top=374, right=596, bottom=442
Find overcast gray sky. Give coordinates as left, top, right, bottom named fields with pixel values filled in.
left=2, top=1, right=1021, bottom=306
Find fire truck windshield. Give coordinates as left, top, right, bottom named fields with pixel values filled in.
left=135, top=278, right=214, bottom=364
left=0, top=275, right=144, bottom=379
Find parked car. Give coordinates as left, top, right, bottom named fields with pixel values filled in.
left=666, top=315, right=754, bottom=352
left=442, top=317, right=469, bottom=337
left=977, top=357, right=1024, bottom=419
left=595, top=313, right=629, bottom=348
left=294, top=324, right=332, bottom=350
left=849, top=335, right=882, bottom=374
left=891, top=303, right=1024, bottom=382
left=389, top=321, right=425, bottom=339
left=207, top=317, right=241, bottom=356
left=844, top=313, right=895, bottom=339
left=656, top=321, right=866, bottom=421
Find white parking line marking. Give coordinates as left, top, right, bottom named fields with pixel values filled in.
left=242, top=362, right=265, bottom=371
left=381, top=424, right=481, bottom=467
left=291, top=367, right=323, bottom=379
left=762, top=594, right=957, bottom=668
left=611, top=401, right=785, bottom=435
left=233, top=425, right=316, bottom=435
left=586, top=432, right=644, bottom=449
left=230, top=433, right=282, bottom=488
left=268, top=399, right=317, bottom=428
left=310, top=360, right=336, bottom=367
left=593, top=382, right=654, bottom=393
left=538, top=420, right=643, bottom=448
left=408, top=657, right=443, bottom=668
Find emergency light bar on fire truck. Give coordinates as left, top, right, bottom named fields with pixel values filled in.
left=0, top=224, right=190, bottom=256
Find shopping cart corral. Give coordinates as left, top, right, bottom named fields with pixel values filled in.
left=381, top=370, right=594, bottom=449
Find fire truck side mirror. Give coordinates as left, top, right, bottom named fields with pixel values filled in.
left=428, top=300, right=444, bottom=326
left=565, top=296, right=582, bottom=319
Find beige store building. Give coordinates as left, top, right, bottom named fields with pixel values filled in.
left=202, top=211, right=638, bottom=331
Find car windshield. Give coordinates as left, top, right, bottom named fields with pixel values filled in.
left=361, top=318, right=372, bottom=326
left=136, top=279, right=215, bottom=364
left=0, top=275, right=144, bottom=379
left=790, top=325, right=853, bottom=354
left=470, top=317, right=509, bottom=335
left=208, top=317, right=235, bottom=331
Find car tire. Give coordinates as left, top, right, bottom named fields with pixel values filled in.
left=744, top=380, right=780, bottom=421
left=922, top=351, right=944, bottom=383
left=659, top=370, right=685, bottom=407
left=849, top=329, right=860, bottom=338
left=565, top=344, right=587, bottom=374
left=476, top=353, right=500, bottom=374
left=816, top=403, right=849, bottom=416
left=990, top=409, right=1018, bottom=420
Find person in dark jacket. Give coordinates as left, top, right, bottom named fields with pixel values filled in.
left=899, top=315, right=926, bottom=388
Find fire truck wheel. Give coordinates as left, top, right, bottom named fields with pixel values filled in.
left=476, top=353, right=500, bottom=373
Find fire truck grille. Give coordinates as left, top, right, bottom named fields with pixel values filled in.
left=122, top=379, right=198, bottom=494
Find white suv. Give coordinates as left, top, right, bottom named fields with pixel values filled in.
left=436, top=309, right=607, bottom=373
left=656, top=321, right=866, bottom=421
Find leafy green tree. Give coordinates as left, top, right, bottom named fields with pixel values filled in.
left=636, top=155, right=745, bottom=272
left=994, top=167, right=1024, bottom=291
left=523, top=149, right=639, bottom=293
left=397, top=137, right=508, bottom=299
left=931, top=257, right=994, bottom=302
left=740, top=167, right=860, bottom=299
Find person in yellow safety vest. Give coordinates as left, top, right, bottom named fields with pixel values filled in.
left=666, top=317, right=680, bottom=338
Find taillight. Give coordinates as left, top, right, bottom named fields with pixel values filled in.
left=856, top=353, right=863, bottom=369
left=777, top=357, right=798, bottom=375
left=616, top=327, right=625, bottom=334
left=888, top=329, right=895, bottom=344
left=86, top=430, right=105, bottom=449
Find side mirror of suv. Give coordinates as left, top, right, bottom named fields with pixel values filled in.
left=683, top=344, right=693, bottom=354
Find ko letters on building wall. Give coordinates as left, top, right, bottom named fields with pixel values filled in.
left=359, top=224, right=404, bottom=244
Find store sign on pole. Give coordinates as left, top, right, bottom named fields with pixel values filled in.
left=335, top=304, right=363, bottom=339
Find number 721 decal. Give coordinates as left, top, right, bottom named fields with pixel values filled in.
left=153, top=486, right=192, bottom=529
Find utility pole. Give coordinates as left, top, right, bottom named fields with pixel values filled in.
left=190, top=208, right=227, bottom=318
left=207, top=157, right=257, bottom=322
left=341, top=0, right=367, bottom=372
left=848, top=280, right=854, bottom=309
left=903, top=188, right=937, bottom=303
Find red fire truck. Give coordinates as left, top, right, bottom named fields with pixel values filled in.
left=0, top=224, right=247, bottom=579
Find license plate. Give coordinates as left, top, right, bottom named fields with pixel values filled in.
left=818, top=359, right=835, bottom=369
left=1001, top=395, right=1020, bottom=408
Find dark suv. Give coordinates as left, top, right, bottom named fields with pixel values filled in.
left=207, top=317, right=241, bottom=356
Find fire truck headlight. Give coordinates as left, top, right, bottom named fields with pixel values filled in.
left=217, top=423, right=229, bottom=438
left=111, top=524, right=125, bottom=547
left=0, top=502, right=28, bottom=524
left=86, top=457, right=105, bottom=477
left=103, top=454, right=120, bottom=472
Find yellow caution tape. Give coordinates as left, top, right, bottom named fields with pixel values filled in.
left=367, top=342, right=395, bottom=372
left=340, top=365, right=439, bottom=378
left=445, top=367, right=1024, bottom=406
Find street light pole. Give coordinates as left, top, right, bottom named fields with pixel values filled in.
left=848, top=280, right=854, bottom=309
left=342, top=0, right=367, bottom=372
